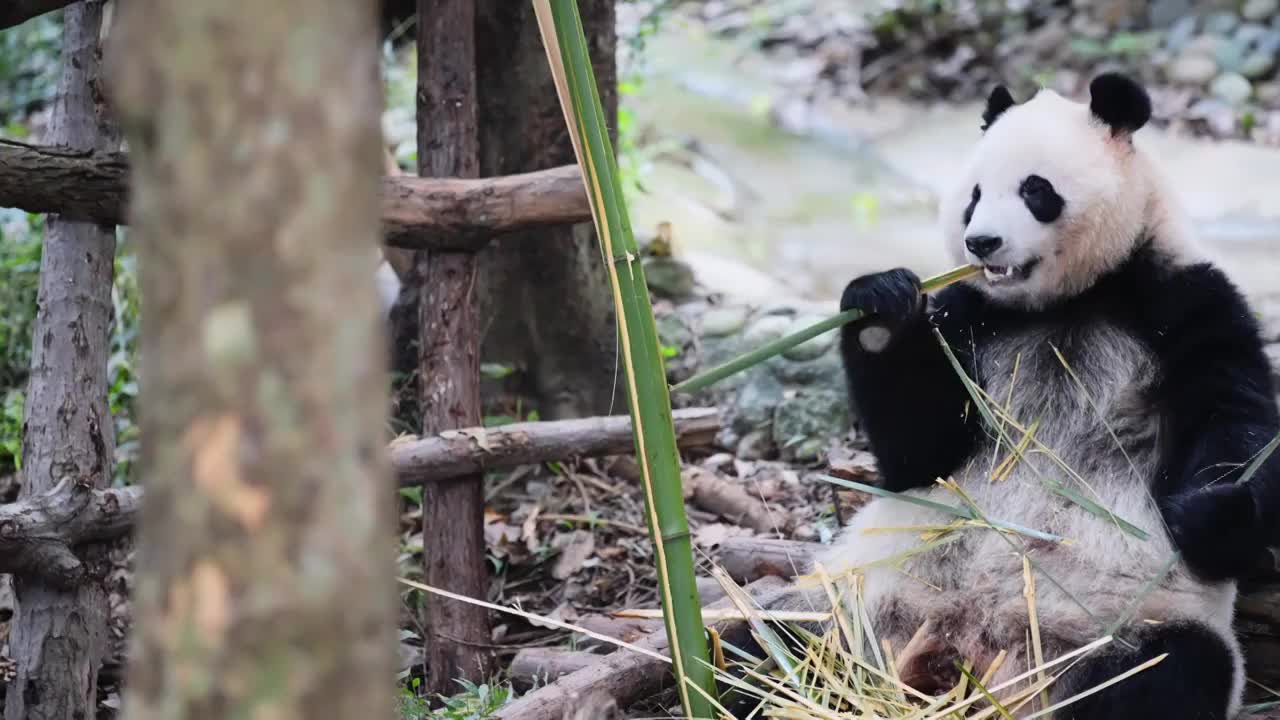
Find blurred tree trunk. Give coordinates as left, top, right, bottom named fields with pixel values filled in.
left=106, top=0, right=397, bottom=716
left=5, top=3, right=118, bottom=718
left=474, top=0, right=618, bottom=421
left=416, top=0, right=495, bottom=697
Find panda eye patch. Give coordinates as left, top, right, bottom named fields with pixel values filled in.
left=963, top=184, right=981, bottom=226
left=1019, top=174, right=1064, bottom=223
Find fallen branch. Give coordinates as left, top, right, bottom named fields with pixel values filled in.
left=509, top=648, right=602, bottom=687
left=716, top=536, right=816, bottom=584
left=682, top=466, right=792, bottom=535
left=391, top=407, right=720, bottom=487
left=0, top=409, right=719, bottom=582
left=0, top=140, right=591, bottom=248
left=493, top=576, right=788, bottom=720
left=573, top=615, right=661, bottom=646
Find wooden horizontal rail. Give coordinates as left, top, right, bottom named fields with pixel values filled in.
left=0, top=408, right=720, bottom=581
left=0, top=140, right=592, bottom=247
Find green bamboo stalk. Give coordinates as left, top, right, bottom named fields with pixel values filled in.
left=671, top=264, right=981, bottom=395
left=532, top=2, right=718, bottom=717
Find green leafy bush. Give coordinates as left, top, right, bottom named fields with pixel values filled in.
left=0, top=11, right=62, bottom=123
left=0, top=214, right=142, bottom=484
left=398, top=679, right=512, bottom=720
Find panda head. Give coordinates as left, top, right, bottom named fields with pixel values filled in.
left=940, top=73, right=1158, bottom=308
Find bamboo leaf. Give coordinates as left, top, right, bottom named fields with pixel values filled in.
left=671, top=265, right=980, bottom=394
left=1238, top=429, right=1280, bottom=485
left=819, top=475, right=1066, bottom=543
left=532, top=2, right=717, bottom=716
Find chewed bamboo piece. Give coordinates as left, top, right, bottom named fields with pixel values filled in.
left=671, top=264, right=981, bottom=395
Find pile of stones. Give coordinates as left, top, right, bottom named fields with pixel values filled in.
left=665, top=0, right=1280, bottom=143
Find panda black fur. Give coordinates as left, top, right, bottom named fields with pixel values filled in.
left=742, top=73, right=1280, bottom=720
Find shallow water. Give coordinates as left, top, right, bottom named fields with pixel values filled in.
left=623, top=21, right=1280, bottom=304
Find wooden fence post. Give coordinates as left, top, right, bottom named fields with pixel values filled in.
left=416, top=0, right=496, bottom=695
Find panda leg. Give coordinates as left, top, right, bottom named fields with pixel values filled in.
left=1046, top=621, right=1239, bottom=720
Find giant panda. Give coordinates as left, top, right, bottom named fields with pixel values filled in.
left=742, top=73, right=1280, bottom=720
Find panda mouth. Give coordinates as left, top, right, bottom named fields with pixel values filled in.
left=982, top=259, right=1040, bottom=284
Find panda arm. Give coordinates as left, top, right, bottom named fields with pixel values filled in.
left=840, top=286, right=982, bottom=492
left=1147, top=263, right=1280, bottom=581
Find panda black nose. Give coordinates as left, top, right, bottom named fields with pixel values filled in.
left=965, top=234, right=1002, bottom=258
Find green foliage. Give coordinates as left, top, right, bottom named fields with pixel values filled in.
left=1, top=389, right=22, bottom=472
left=0, top=210, right=42, bottom=391
left=0, top=211, right=42, bottom=474
left=0, top=214, right=142, bottom=484
left=398, top=678, right=513, bottom=720
left=109, top=236, right=142, bottom=485
left=0, top=12, right=62, bottom=123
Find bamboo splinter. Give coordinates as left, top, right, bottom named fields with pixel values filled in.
left=671, top=264, right=981, bottom=394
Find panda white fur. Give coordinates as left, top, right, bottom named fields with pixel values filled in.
left=750, top=73, right=1280, bottom=720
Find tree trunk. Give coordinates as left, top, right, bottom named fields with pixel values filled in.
left=106, top=0, right=397, bottom=716
left=416, top=0, right=494, bottom=697
left=6, top=3, right=118, bottom=718
left=473, top=0, right=619, bottom=421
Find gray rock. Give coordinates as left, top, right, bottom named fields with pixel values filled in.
left=1259, top=300, right=1280, bottom=341
left=1153, top=0, right=1195, bottom=30
left=729, top=369, right=784, bottom=436
left=1210, top=71, right=1254, bottom=103
left=736, top=429, right=775, bottom=461
left=1169, top=52, right=1220, bottom=84
left=743, top=314, right=794, bottom=345
left=1186, top=34, right=1221, bottom=54
left=769, top=349, right=843, bottom=387
left=1165, top=14, right=1200, bottom=50
left=1215, top=38, right=1248, bottom=72
left=772, top=388, right=851, bottom=463
left=780, top=315, right=836, bottom=362
left=1258, top=29, right=1280, bottom=54
left=701, top=305, right=750, bottom=338
left=642, top=257, right=697, bottom=300
left=1244, top=0, right=1280, bottom=22
left=1188, top=98, right=1239, bottom=135
left=656, top=313, right=694, bottom=351
left=1205, top=11, right=1242, bottom=35
left=1265, top=344, right=1280, bottom=387
left=1241, top=49, right=1277, bottom=78
left=1258, top=81, right=1280, bottom=104
left=1236, top=22, right=1271, bottom=45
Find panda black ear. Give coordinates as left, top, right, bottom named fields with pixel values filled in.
left=1089, top=72, right=1151, bottom=136
left=981, top=86, right=1015, bottom=131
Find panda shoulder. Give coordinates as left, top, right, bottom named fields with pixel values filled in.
left=1132, top=246, right=1263, bottom=350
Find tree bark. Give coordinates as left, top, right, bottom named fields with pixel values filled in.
left=6, top=4, right=118, bottom=718
left=0, top=140, right=591, bottom=246
left=0, top=485, right=141, bottom=583
left=417, top=0, right=494, bottom=697
left=105, top=0, right=397, bottom=716
left=473, top=0, right=619, bottom=420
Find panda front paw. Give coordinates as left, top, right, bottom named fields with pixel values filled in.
left=1162, top=484, right=1266, bottom=582
left=839, top=269, right=924, bottom=353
